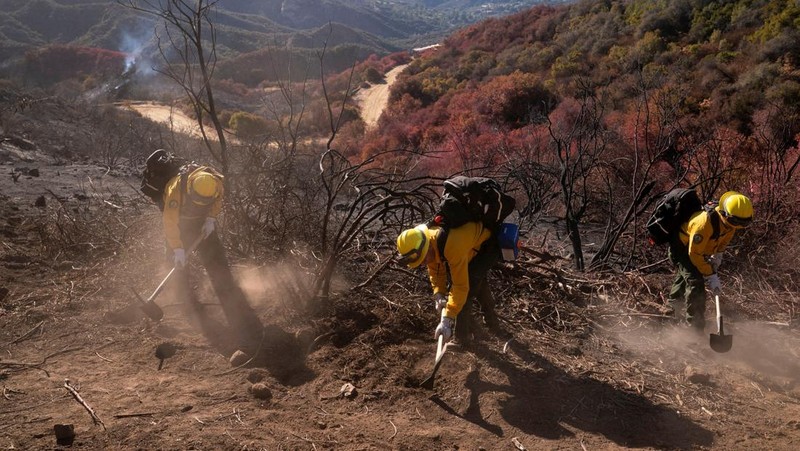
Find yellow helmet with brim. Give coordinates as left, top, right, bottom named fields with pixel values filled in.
left=396, top=225, right=431, bottom=268
left=719, top=191, right=753, bottom=228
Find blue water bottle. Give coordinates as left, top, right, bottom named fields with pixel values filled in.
left=498, top=222, right=519, bottom=261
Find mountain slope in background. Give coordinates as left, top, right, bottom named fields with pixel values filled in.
left=0, top=0, right=562, bottom=62
left=367, top=0, right=800, bottom=164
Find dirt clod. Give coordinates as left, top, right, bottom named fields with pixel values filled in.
left=684, top=366, right=712, bottom=385
left=340, top=382, right=357, bottom=399
left=246, top=368, right=269, bottom=384
left=249, top=383, right=272, bottom=401
left=53, top=424, right=75, bottom=446
left=230, top=350, right=250, bottom=367
left=155, top=342, right=177, bottom=360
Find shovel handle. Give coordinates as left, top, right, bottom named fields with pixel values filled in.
left=147, top=267, right=177, bottom=302
left=434, top=334, right=444, bottom=362
left=146, top=234, right=206, bottom=302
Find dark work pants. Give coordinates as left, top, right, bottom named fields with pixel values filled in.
left=668, top=238, right=706, bottom=330
left=455, top=237, right=501, bottom=340
left=175, top=227, right=263, bottom=344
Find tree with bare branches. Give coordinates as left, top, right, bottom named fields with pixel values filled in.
left=588, top=77, right=687, bottom=270
left=546, top=86, right=607, bottom=271
left=119, top=0, right=229, bottom=175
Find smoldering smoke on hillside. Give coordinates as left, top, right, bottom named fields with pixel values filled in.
left=120, top=28, right=152, bottom=74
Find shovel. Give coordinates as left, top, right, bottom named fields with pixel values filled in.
left=129, top=271, right=171, bottom=322
left=710, top=293, right=733, bottom=353
left=420, top=334, right=448, bottom=389
left=129, top=234, right=205, bottom=322
left=420, top=311, right=451, bottom=389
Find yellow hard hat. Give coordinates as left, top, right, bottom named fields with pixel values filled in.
left=719, top=191, right=753, bottom=228
left=190, top=173, right=220, bottom=205
left=396, top=225, right=430, bottom=268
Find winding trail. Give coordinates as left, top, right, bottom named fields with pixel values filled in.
left=354, top=64, right=408, bottom=128
left=120, top=101, right=201, bottom=137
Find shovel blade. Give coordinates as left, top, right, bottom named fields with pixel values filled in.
left=710, top=333, right=732, bottom=353
left=710, top=294, right=732, bottom=353
left=420, top=353, right=445, bottom=389
left=420, top=374, right=436, bottom=390
left=420, top=336, right=446, bottom=390
left=129, top=288, right=164, bottom=322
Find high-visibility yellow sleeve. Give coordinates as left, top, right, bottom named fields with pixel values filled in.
left=682, top=210, right=738, bottom=277
left=433, top=222, right=491, bottom=319
left=162, top=176, right=183, bottom=250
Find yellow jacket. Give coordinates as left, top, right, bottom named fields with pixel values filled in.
left=162, top=167, right=223, bottom=249
left=678, top=206, right=736, bottom=276
left=425, top=222, right=492, bottom=319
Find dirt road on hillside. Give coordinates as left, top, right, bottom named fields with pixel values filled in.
left=355, top=64, right=408, bottom=128
left=119, top=102, right=200, bottom=136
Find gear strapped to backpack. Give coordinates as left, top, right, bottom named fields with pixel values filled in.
left=430, top=176, right=516, bottom=231
left=429, top=176, right=517, bottom=260
left=141, top=149, right=182, bottom=209
left=646, top=188, right=719, bottom=246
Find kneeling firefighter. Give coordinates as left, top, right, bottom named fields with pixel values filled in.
left=396, top=221, right=504, bottom=346
left=141, top=149, right=262, bottom=345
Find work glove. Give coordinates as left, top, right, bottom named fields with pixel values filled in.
left=173, top=248, right=186, bottom=268
left=433, top=293, right=448, bottom=316
left=201, top=217, right=216, bottom=239
left=705, top=273, right=721, bottom=293
left=434, top=317, right=454, bottom=343
left=708, top=253, right=723, bottom=272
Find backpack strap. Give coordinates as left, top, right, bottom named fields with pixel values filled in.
left=178, top=170, right=189, bottom=216
left=177, top=164, right=201, bottom=214
left=702, top=203, right=721, bottom=241
left=709, top=208, right=720, bottom=241
left=436, top=227, right=448, bottom=262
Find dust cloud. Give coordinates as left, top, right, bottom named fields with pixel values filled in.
left=233, top=263, right=313, bottom=310
left=722, top=321, right=800, bottom=383
left=609, top=315, right=800, bottom=389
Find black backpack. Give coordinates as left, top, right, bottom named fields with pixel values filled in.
left=646, top=188, right=719, bottom=246
left=431, top=176, right=516, bottom=231
left=140, top=149, right=183, bottom=209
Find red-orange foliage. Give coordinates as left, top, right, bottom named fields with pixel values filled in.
left=24, top=45, right=126, bottom=85
left=446, top=5, right=563, bottom=53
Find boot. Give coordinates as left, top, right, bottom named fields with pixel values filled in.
left=476, top=283, right=509, bottom=338
left=453, top=310, right=474, bottom=349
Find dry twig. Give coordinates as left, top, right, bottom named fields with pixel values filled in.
left=2, top=321, right=44, bottom=347
left=114, top=412, right=155, bottom=418
left=0, top=346, right=82, bottom=377
left=64, top=379, right=106, bottom=430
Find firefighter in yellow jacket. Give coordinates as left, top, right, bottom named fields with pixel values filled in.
left=396, top=221, right=502, bottom=345
left=141, top=149, right=262, bottom=345
left=669, top=191, right=753, bottom=331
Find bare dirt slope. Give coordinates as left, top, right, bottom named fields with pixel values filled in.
left=354, top=64, right=409, bottom=128
left=2, top=250, right=800, bottom=450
